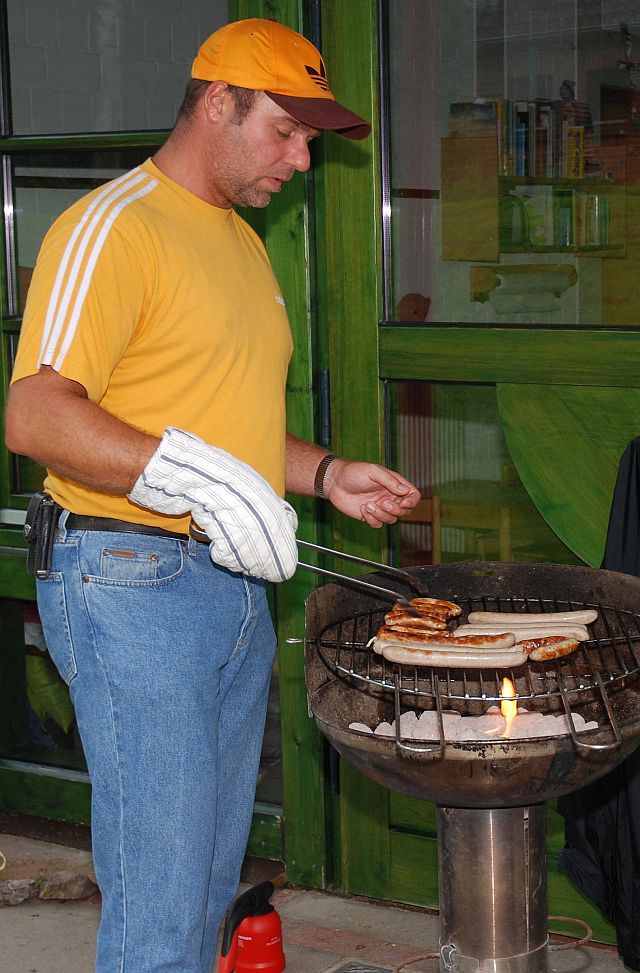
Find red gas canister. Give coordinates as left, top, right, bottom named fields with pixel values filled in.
left=218, top=880, right=285, bottom=973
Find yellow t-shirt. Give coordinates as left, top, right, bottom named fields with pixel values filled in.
left=11, top=158, right=293, bottom=533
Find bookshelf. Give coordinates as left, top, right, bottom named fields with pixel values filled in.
left=441, top=98, right=625, bottom=263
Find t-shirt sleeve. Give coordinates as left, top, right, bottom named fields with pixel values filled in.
left=11, top=210, right=147, bottom=403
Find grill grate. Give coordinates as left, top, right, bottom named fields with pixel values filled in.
left=312, top=596, right=640, bottom=754
left=315, top=596, right=640, bottom=703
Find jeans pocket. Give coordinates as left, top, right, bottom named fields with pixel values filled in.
left=88, top=536, right=185, bottom=586
left=100, top=547, right=160, bottom=581
left=36, top=573, right=78, bottom=685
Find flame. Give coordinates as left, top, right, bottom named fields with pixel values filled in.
left=500, top=676, right=518, bottom=737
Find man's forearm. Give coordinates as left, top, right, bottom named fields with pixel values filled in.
left=5, top=368, right=159, bottom=495
left=285, top=433, right=332, bottom=496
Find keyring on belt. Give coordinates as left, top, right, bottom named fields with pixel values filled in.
left=189, top=520, right=210, bottom=543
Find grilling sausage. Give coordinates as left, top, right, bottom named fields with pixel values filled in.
left=452, top=623, right=589, bottom=642
left=516, top=635, right=580, bottom=661
left=409, top=597, right=462, bottom=617
left=467, top=609, right=598, bottom=626
left=441, top=632, right=517, bottom=648
left=372, top=637, right=527, bottom=668
left=385, top=611, right=448, bottom=631
left=373, top=629, right=516, bottom=648
left=372, top=625, right=452, bottom=643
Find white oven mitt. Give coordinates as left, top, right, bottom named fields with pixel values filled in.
left=128, top=427, right=298, bottom=582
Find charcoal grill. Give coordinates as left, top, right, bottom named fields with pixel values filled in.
left=304, top=561, right=640, bottom=973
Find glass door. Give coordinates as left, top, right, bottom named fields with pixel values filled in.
left=318, top=0, right=640, bottom=943
left=381, top=0, right=640, bottom=579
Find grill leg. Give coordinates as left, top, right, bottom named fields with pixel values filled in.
left=437, top=805, right=548, bottom=972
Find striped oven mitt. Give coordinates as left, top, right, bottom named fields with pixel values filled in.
left=128, top=427, right=298, bottom=582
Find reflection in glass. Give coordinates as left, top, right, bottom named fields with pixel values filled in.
left=7, top=603, right=87, bottom=773
left=389, top=381, right=581, bottom=568
left=384, top=1, right=640, bottom=328
left=6, top=0, right=229, bottom=135
left=5, top=330, right=45, bottom=494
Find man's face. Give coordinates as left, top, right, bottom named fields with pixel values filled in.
left=207, top=91, right=319, bottom=208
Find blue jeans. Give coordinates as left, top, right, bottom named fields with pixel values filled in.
left=36, top=511, right=277, bottom=973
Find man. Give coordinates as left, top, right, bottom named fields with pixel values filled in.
left=5, top=18, right=419, bottom=973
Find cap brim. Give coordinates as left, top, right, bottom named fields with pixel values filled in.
left=266, top=92, right=371, bottom=140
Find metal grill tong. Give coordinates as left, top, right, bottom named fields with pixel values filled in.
left=296, top=539, right=426, bottom=615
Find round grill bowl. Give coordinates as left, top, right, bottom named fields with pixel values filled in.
left=305, top=561, right=640, bottom=808
left=311, top=679, right=640, bottom=807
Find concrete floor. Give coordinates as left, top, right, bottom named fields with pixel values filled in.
left=0, top=827, right=633, bottom=973
left=0, top=879, right=632, bottom=973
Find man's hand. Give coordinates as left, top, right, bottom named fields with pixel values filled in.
left=322, top=458, right=420, bottom=528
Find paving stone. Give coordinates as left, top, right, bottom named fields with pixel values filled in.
left=283, top=920, right=379, bottom=955
left=0, top=845, right=632, bottom=973
left=330, top=964, right=393, bottom=973
left=281, top=942, right=344, bottom=973
left=275, top=888, right=439, bottom=949
left=0, top=897, right=632, bottom=973
left=0, top=900, right=99, bottom=973
left=358, top=941, right=440, bottom=972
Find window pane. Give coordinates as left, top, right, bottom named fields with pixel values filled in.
left=13, top=148, right=151, bottom=314
left=6, top=0, right=229, bottom=135
left=388, top=381, right=582, bottom=568
left=385, top=1, right=640, bottom=328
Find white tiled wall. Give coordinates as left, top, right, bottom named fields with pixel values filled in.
left=7, top=0, right=230, bottom=134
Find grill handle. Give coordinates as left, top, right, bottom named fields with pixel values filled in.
left=296, top=560, right=418, bottom=612
left=297, top=539, right=426, bottom=594
left=393, top=672, right=446, bottom=757
left=557, top=667, right=623, bottom=752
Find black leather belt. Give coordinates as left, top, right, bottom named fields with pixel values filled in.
left=64, top=513, right=206, bottom=543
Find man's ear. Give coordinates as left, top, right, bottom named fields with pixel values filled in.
left=202, top=81, right=229, bottom=124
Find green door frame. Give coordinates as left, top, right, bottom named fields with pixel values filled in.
left=310, top=0, right=394, bottom=897
left=301, top=0, right=625, bottom=946
left=236, top=0, right=395, bottom=892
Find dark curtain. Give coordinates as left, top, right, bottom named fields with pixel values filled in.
left=557, top=437, right=640, bottom=970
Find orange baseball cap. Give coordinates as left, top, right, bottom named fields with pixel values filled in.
left=191, top=18, right=371, bottom=140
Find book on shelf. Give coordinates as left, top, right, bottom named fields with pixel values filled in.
left=554, top=190, right=574, bottom=247
left=537, top=101, right=555, bottom=177
left=448, top=98, right=510, bottom=173
left=566, top=126, right=585, bottom=178
left=513, top=100, right=529, bottom=177
left=448, top=97, right=594, bottom=179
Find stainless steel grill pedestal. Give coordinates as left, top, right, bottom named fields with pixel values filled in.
left=437, top=805, right=547, bottom=972
left=304, top=562, right=640, bottom=973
